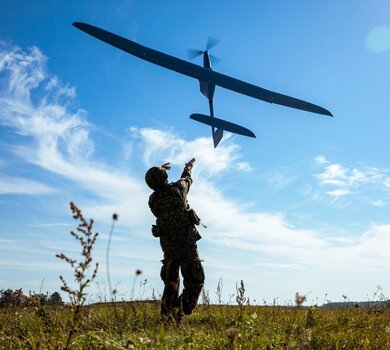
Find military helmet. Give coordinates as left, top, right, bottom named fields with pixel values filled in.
left=145, top=166, right=168, bottom=190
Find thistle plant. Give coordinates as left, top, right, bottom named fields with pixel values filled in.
left=236, top=280, right=247, bottom=307
left=56, top=202, right=99, bottom=348
left=236, top=280, right=247, bottom=323
left=216, top=277, right=223, bottom=305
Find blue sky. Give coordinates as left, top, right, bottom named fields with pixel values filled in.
left=1, top=0, right=390, bottom=304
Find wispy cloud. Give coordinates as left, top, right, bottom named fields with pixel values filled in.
left=318, top=163, right=348, bottom=186
left=129, top=127, right=241, bottom=177
left=1, top=42, right=390, bottom=283
left=0, top=43, right=149, bottom=226
left=0, top=176, right=56, bottom=195
left=371, top=200, right=386, bottom=207
left=237, top=161, right=253, bottom=172
left=253, top=262, right=300, bottom=269
left=326, top=189, right=351, bottom=198
left=264, top=169, right=294, bottom=189
left=315, top=155, right=329, bottom=165
left=315, top=156, right=390, bottom=203
left=0, top=42, right=250, bottom=229
left=29, top=223, right=73, bottom=228
left=135, top=140, right=390, bottom=272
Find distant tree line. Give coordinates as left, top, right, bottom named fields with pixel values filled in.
left=0, top=288, right=64, bottom=307
left=324, top=300, right=390, bottom=308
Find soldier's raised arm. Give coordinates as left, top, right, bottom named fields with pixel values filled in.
left=177, top=158, right=195, bottom=195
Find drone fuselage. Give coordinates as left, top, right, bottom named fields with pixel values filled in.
left=198, top=51, right=222, bottom=147
left=199, top=51, right=215, bottom=103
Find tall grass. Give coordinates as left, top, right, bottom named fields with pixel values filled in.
left=1, top=300, right=389, bottom=349
left=1, top=203, right=389, bottom=349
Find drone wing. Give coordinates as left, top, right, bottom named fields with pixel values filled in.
left=73, top=22, right=332, bottom=117
left=208, top=71, right=333, bottom=116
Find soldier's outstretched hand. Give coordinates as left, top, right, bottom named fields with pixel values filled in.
left=185, top=158, right=196, bottom=168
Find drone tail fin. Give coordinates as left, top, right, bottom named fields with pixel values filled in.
left=212, top=127, right=224, bottom=148
left=190, top=113, right=255, bottom=148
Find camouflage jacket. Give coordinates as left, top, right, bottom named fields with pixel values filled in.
left=148, top=164, right=200, bottom=255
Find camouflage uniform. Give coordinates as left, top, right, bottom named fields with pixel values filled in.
left=147, top=163, right=204, bottom=322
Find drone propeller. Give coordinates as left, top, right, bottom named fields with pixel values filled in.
left=209, top=54, right=221, bottom=65
left=187, top=48, right=204, bottom=59
left=206, top=36, right=219, bottom=51
left=187, top=36, right=221, bottom=65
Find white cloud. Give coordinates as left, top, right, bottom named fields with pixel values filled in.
left=0, top=176, right=56, bottom=195
left=0, top=260, right=65, bottom=272
left=188, top=178, right=390, bottom=272
left=316, top=158, right=390, bottom=202
left=1, top=42, right=390, bottom=284
left=318, top=164, right=348, bottom=186
left=326, top=189, right=351, bottom=198
left=237, top=161, right=253, bottom=172
left=253, top=262, right=300, bottom=269
left=0, top=43, right=251, bottom=235
left=371, top=200, right=386, bottom=207
left=315, top=155, right=328, bottom=165
left=0, top=43, right=149, bottom=226
left=29, top=223, right=73, bottom=228
left=265, top=169, right=293, bottom=188
left=129, top=127, right=239, bottom=177
left=0, top=45, right=45, bottom=102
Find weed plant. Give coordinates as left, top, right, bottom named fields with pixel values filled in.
left=55, top=202, right=99, bottom=349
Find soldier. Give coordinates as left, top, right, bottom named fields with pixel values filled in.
left=145, top=158, right=204, bottom=324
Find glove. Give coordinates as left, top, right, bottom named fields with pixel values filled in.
left=185, top=158, right=196, bottom=169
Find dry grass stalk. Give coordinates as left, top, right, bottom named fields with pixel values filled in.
left=106, top=212, right=118, bottom=301
left=56, top=202, right=99, bottom=349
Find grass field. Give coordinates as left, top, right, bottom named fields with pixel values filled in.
left=2, top=204, right=389, bottom=349
left=1, top=301, right=390, bottom=349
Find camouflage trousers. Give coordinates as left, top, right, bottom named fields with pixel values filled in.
left=160, top=253, right=204, bottom=322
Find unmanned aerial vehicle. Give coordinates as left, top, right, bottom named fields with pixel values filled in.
left=73, top=22, right=332, bottom=148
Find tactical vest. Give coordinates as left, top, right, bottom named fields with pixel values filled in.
left=149, top=183, right=200, bottom=253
